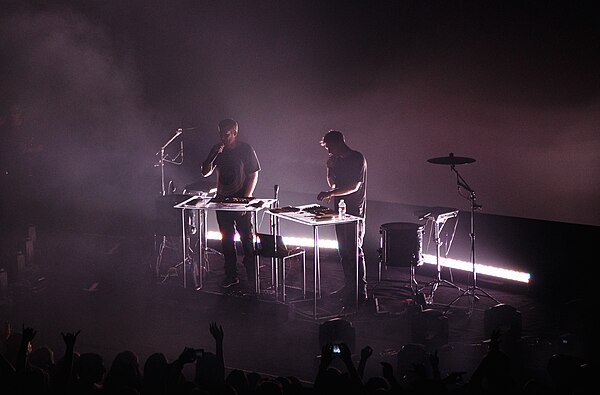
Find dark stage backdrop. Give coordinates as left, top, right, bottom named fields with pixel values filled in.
left=1, top=1, right=599, bottom=233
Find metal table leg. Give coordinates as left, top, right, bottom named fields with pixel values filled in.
left=196, top=208, right=204, bottom=289
left=313, top=225, right=319, bottom=320
left=355, top=219, right=360, bottom=310
left=252, top=212, right=260, bottom=294
left=181, top=208, right=187, bottom=288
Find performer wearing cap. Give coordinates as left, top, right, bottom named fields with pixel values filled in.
left=317, top=130, right=368, bottom=308
left=202, top=118, right=260, bottom=288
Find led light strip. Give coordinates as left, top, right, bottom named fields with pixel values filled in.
left=421, top=254, right=530, bottom=283
left=207, top=231, right=338, bottom=249
left=206, top=232, right=531, bottom=283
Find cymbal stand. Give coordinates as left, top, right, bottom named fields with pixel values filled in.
left=420, top=214, right=465, bottom=305
left=155, top=128, right=184, bottom=196
left=444, top=165, right=500, bottom=315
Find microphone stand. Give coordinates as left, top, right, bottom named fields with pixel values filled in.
left=155, top=128, right=184, bottom=196
left=270, top=185, right=282, bottom=300
left=444, top=164, right=500, bottom=315
left=153, top=128, right=188, bottom=288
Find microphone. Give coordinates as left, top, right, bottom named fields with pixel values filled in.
left=208, top=143, right=225, bottom=163
left=177, top=127, right=197, bottom=132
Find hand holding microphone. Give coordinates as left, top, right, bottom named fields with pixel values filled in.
left=208, top=142, right=225, bottom=162
left=213, top=142, right=225, bottom=155
left=202, top=142, right=225, bottom=176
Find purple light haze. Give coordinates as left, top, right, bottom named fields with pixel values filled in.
left=1, top=1, right=598, bottom=226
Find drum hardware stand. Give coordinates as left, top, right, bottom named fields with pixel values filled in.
left=419, top=210, right=465, bottom=305
left=444, top=162, right=500, bottom=315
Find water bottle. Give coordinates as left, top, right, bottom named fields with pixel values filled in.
left=338, top=199, right=346, bottom=219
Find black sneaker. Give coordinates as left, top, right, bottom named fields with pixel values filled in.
left=221, top=277, right=239, bottom=288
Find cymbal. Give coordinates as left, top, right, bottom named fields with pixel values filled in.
left=427, top=153, right=475, bottom=165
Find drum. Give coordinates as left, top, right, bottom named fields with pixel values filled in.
left=379, top=222, right=424, bottom=267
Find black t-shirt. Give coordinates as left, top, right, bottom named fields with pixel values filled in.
left=214, top=141, right=260, bottom=197
left=331, top=150, right=367, bottom=218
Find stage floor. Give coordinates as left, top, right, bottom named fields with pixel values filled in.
left=0, top=230, right=593, bottom=386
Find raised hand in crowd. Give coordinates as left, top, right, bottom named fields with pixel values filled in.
left=314, top=343, right=337, bottom=394
left=16, top=324, right=36, bottom=372
left=195, top=322, right=226, bottom=393
left=315, top=342, right=363, bottom=394
left=208, top=321, right=224, bottom=374
left=339, top=342, right=361, bottom=384
left=21, top=325, right=37, bottom=345
left=58, top=329, right=80, bottom=392
left=61, top=330, right=81, bottom=348
left=178, top=347, right=197, bottom=365
left=357, top=345, right=373, bottom=379
left=209, top=321, right=224, bottom=359
left=209, top=321, right=224, bottom=342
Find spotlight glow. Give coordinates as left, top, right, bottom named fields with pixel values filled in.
left=205, top=233, right=530, bottom=283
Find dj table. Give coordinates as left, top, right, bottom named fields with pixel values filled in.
left=174, top=195, right=277, bottom=291
left=267, top=204, right=364, bottom=320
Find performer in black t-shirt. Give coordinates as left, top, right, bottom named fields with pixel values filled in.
left=317, top=130, right=367, bottom=307
left=202, top=119, right=260, bottom=288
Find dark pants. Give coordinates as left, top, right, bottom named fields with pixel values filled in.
left=335, top=219, right=367, bottom=298
left=216, top=210, right=255, bottom=279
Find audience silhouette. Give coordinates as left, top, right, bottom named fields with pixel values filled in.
left=0, top=321, right=592, bottom=394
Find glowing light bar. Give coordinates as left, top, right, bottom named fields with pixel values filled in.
left=422, top=254, right=530, bottom=283
left=206, top=232, right=339, bottom=249
left=280, top=236, right=339, bottom=249
left=205, top=232, right=530, bottom=283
